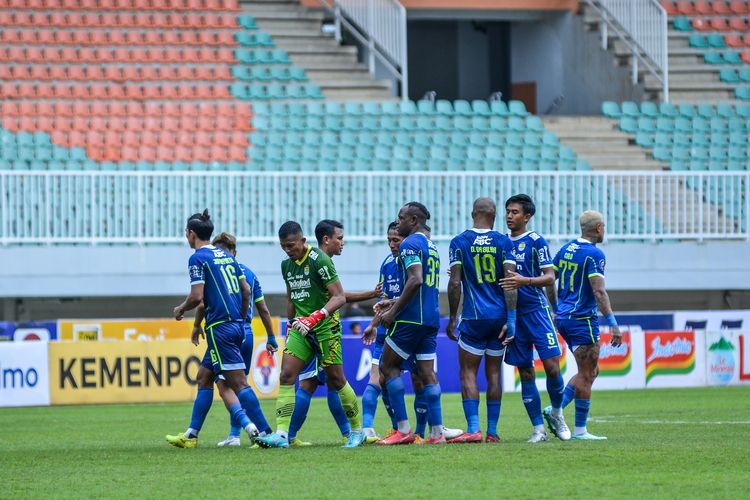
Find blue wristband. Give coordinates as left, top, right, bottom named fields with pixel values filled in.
left=604, top=313, right=618, bottom=327
left=507, top=309, right=517, bottom=323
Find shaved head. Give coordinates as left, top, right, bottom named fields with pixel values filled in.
left=472, top=197, right=496, bottom=215
left=580, top=210, right=603, bottom=233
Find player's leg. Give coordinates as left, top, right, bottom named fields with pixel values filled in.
left=166, top=359, right=215, bottom=448
left=377, top=325, right=417, bottom=445
left=324, top=377, right=351, bottom=441
left=287, top=360, right=319, bottom=445
left=540, top=355, right=571, bottom=441
left=409, top=371, right=428, bottom=440
left=415, top=328, right=444, bottom=444
left=378, top=371, right=398, bottom=434
left=555, top=319, right=577, bottom=409
left=219, top=329, right=256, bottom=446
left=318, top=335, right=364, bottom=447
left=570, top=343, right=605, bottom=440
left=362, top=340, right=386, bottom=441
left=484, top=352, right=502, bottom=442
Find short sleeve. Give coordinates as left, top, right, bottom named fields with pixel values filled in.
left=315, top=253, right=339, bottom=286
left=448, top=237, right=462, bottom=268
left=188, top=253, right=205, bottom=285
left=499, top=235, right=515, bottom=266
left=252, top=276, right=264, bottom=303
left=535, top=235, right=553, bottom=268
left=552, top=247, right=561, bottom=271
left=400, top=237, right=421, bottom=269
left=587, top=248, right=606, bottom=278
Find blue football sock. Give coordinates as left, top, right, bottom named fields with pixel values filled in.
left=486, top=400, right=501, bottom=437
left=362, top=383, right=381, bottom=429
left=385, top=377, right=408, bottom=423
left=561, top=383, right=575, bottom=409
left=546, top=373, right=565, bottom=409
left=237, top=386, right=271, bottom=434
left=521, top=380, right=543, bottom=427
left=381, top=383, right=398, bottom=430
left=188, top=387, right=214, bottom=435
left=287, top=387, right=313, bottom=441
left=575, top=398, right=591, bottom=429
left=229, top=402, right=251, bottom=431
left=327, top=390, right=351, bottom=436
left=414, top=388, right=428, bottom=437
left=462, top=398, right=480, bottom=433
left=423, top=384, right=443, bottom=428
left=228, top=411, right=242, bottom=437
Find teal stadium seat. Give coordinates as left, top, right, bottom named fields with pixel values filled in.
left=602, top=101, right=621, bottom=118
left=238, top=14, right=257, bottom=29
left=673, top=17, right=692, bottom=31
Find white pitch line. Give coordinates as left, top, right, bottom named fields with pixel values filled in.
left=588, top=418, right=750, bottom=425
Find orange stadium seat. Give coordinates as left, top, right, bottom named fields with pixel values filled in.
left=694, top=1, right=712, bottom=15
left=715, top=0, right=734, bottom=14
left=730, top=0, right=749, bottom=14
left=730, top=17, right=748, bottom=31
left=710, top=17, right=730, bottom=31
left=692, top=18, right=710, bottom=30
left=19, top=29, right=36, bottom=44
left=2, top=101, right=20, bottom=117
left=18, top=100, right=36, bottom=115
left=676, top=1, right=695, bottom=14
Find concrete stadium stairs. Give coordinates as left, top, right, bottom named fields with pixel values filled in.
left=243, top=0, right=393, bottom=100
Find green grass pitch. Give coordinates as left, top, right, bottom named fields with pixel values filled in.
left=1, top=387, right=748, bottom=498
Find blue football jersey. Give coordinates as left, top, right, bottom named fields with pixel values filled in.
left=508, top=231, right=554, bottom=312
left=553, top=238, right=606, bottom=320
left=377, top=253, right=402, bottom=337
left=239, top=263, right=264, bottom=322
left=188, top=245, right=246, bottom=326
left=396, top=232, right=440, bottom=328
left=449, top=228, right=515, bottom=320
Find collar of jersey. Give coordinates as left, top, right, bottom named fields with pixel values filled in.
left=414, top=231, right=428, bottom=238
left=198, top=244, right=215, bottom=250
left=509, top=230, right=532, bottom=241
left=470, top=227, right=492, bottom=233
left=576, top=237, right=594, bottom=244
left=295, top=245, right=312, bottom=265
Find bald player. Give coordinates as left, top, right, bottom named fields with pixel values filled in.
left=446, top=198, right=518, bottom=443
left=547, top=210, right=622, bottom=440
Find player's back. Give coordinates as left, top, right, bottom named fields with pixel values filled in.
left=397, top=232, right=440, bottom=328
left=239, top=263, right=263, bottom=322
left=553, top=238, right=605, bottom=320
left=189, top=245, right=245, bottom=325
left=450, top=229, right=514, bottom=320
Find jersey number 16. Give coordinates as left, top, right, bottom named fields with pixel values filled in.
left=219, top=265, right=240, bottom=294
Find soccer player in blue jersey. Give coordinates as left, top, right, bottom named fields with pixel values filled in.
left=500, top=194, right=571, bottom=443
left=199, top=232, right=279, bottom=447
left=286, top=219, right=381, bottom=446
left=166, top=210, right=272, bottom=448
left=446, top=197, right=518, bottom=443
left=547, top=210, right=622, bottom=440
left=376, top=202, right=444, bottom=445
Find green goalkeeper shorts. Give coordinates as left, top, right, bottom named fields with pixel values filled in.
left=284, top=327, right=343, bottom=368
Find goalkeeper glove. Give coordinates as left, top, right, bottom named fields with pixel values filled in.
left=291, top=308, right=329, bottom=336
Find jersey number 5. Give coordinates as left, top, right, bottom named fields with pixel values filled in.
left=219, top=265, right=240, bottom=294
left=557, top=260, right=578, bottom=292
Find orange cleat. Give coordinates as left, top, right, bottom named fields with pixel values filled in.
left=485, top=433, right=502, bottom=443
left=426, top=434, right=447, bottom=444
left=376, top=430, right=416, bottom=445
left=447, top=431, right=483, bottom=444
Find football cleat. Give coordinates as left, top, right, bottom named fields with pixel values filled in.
left=543, top=406, right=572, bottom=441
left=447, top=431, right=483, bottom=444
left=255, top=432, right=290, bottom=449
left=383, top=428, right=398, bottom=439
left=441, top=425, right=464, bottom=440
left=342, top=430, right=367, bottom=448
left=289, top=437, right=312, bottom=447
left=572, top=432, right=607, bottom=441
left=527, top=429, right=549, bottom=443
left=426, top=434, right=447, bottom=444
left=166, top=434, right=197, bottom=449
left=377, top=430, right=416, bottom=445
left=412, top=435, right=427, bottom=445
left=217, top=435, right=241, bottom=447
left=485, top=433, right=501, bottom=443
left=365, top=435, right=380, bottom=444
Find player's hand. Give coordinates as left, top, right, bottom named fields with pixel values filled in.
left=173, top=306, right=185, bottom=321
left=610, top=326, right=622, bottom=347
left=379, top=308, right=396, bottom=329
left=266, top=334, right=279, bottom=353
left=446, top=316, right=458, bottom=341
left=499, top=270, right=526, bottom=291
left=362, top=324, right=376, bottom=345
left=290, top=309, right=327, bottom=336
left=499, top=321, right=516, bottom=346
left=373, top=299, right=394, bottom=315
left=191, top=325, right=204, bottom=346
left=374, top=282, right=384, bottom=298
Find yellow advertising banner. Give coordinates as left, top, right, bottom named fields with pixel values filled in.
left=57, top=317, right=276, bottom=342
left=48, top=336, right=284, bottom=405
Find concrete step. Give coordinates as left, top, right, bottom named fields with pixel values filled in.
left=272, top=40, right=345, bottom=51
left=290, top=52, right=358, bottom=64
left=667, top=90, right=736, bottom=101
left=250, top=10, right=324, bottom=20
left=283, top=44, right=357, bottom=55
left=241, top=3, right=306, bottom=12
left=318, top=78, right=391, bottom=90
left=254, top=18, right=323, bottom=31
left=322, top=88, right=394, bottom=100
left=306, top=68, right=370, bottom=80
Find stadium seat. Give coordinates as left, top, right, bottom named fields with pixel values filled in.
left=673, top=17, right=693, bottom=31
left=602, top=101, right=621, bottom=118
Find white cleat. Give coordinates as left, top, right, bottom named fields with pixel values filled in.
left=527, top=429, right=550, bottom=443
left=442, top=426, right=464, bottom=440
left=572, top=432, right=607, bottom=441
left=217, top=436, right=241, bottom=447
left=543, top=406, right=571, bottom=441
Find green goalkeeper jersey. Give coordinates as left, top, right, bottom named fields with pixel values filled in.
left=282, top=245, right=340, bottom=337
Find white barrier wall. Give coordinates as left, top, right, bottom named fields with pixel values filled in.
left=0, top=342, right=50, bottom=407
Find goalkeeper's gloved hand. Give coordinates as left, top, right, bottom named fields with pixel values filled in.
left=290, top=308, right=329, bottom=336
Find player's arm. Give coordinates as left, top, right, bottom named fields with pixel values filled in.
left=345, top=287, right=380, bottom=303
left=239, top=275, right=251, bottom=320
left=191, top=302, right=206, bottom=346
left=255, top=299, right=278, bottom=352
left=290, top=280, right=346, bottom=336
left=446, top=262, right=462, bottom=341
left=500, top=262, right=518, bottom=345
left=285, top=283, right=295, bottom=321
left=174, top=283, right=203, bottom=320
left=362, top=315, right=379, bottom=345
left=589, top=273, right=621, bottom=347
left=380, top=263, right=422, bottom=328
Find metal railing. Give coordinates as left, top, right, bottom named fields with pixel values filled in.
left=585, top=0, right=669, bottom=102
left=1, top=170, right=747, bottom=245
left=319, top=0, right=408, bottom=99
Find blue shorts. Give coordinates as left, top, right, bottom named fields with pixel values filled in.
left=458, top=318, right=507, bottom=357
left=504, top=307, right=561, bottom=368
left=385, top=322, right=437, bottom=361
left=556, top=316, right=600, bottom=348
left=200, top=321, right=246, bottom=374
left=299, top=356, right=326, bottom=384
left=240, top=325, right=253, bottom=376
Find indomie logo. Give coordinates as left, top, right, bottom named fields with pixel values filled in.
left=599, top=331, right=632, bottom=377
left=0, top=364, right=38, bottom=389
left=645, top=331, right=696, bottom=384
